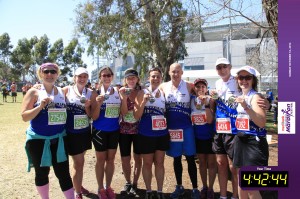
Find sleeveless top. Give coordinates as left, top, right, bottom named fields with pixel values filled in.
left=120, top=88, right=140, bottom=134
left=138, top=88, right=168, bottom=137
left=164, top=80, right=191, bottom=129
left=65, top=86, right=92, bottom=134
left=236, top=90, right=267, bottom=136
left=93, top=87, right=121, bottom=132
left=215, top=76, right=240, bottom=135
left=30, top=86, right=66, bottom=136
left=190, top=95, right=214, bottom=140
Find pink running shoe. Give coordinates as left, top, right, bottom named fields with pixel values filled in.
left=106, top=187, right=116, bottom=199
left=98, top=188, right=108, bottom=199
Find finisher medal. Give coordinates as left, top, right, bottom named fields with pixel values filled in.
left=80, top=96, right=86, bottom=103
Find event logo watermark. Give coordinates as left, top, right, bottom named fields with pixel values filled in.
left=278, top=102, right=296, bottom=134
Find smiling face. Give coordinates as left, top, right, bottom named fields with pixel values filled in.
left=216, top=64, right=231, bottom=80
left=40, top=67, right=58, bottom=84
left=125, top=75, right=139, bottom=88
left=169, top=63, right=183, bottom=82
left=237, top=70, right=254, bottom=91
left=99, top=69, right=113, bottom=86
left=149, top=70, right=162, bottom=89
left=75, top=73, right=89, bottom=87
left=194, top=82, right=208, bottom=96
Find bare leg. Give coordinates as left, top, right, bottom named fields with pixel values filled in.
left=216, top=154, right=228, bottom=198
left=142, top=153, right=154, bottom=191
left=154, top=150, right=165, bottom=191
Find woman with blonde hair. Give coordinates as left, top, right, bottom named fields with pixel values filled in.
left=21, top=63, right=74, bottom=198
left=118, top=68, right=142, bottom=197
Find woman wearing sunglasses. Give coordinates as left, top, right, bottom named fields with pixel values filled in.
left=62, top=67, right=93, bottom=199
left=191, top=78, right=217, bottom=199
left=21, top=63, right=74, bottom=198
left=133, top=67, right=169, bottom=199
left=233, top=66, right=269, bottom=199
left=90, top=66, right=121, bottom=199
left=118, top=68, right=142, bottom=197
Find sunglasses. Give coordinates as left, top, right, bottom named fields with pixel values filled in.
left=43, top=70, right=57, bottom=74
left=101, top=74, right=112, bottom=78
left=238, top=75, right=253, bottom=81
left=216, top=64, right=228, bottom=70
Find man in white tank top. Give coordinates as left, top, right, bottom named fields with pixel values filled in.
left=160, top=63, right=200, bottom=199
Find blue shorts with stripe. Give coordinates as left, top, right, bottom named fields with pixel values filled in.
left=166, top=126, right=196, bottom=157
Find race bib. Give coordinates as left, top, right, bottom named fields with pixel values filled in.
left=105, top=104, right=120, bottom=118
left=74, top=115, right=89, bottom=129
left=191, top=111, right=207, bottom=125
left=48, top=108, right=67, bottom=125
left=151, top=115, right=167, bottom=130
left=235, top=114, right=250, bottom=131
left=169, top=129, right=183, bottom=142
left=123, top=111, right=137, bottom=123
left=216, top=118, right=232, bottom=134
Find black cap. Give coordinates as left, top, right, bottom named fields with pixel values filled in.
left=124, top=68, right=139, bottom=78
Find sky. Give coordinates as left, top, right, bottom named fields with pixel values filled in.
left=0, top=0, right=97, bottom=74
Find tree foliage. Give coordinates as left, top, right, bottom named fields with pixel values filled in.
left=0, top=32, right=86, bottom=83
left=75, top=0, right=188, bottom=81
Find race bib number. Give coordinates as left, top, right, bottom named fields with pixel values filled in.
left=152, top=115, right=167, bottom=130
left=169, top=129, right=183, bottom=142
left=74, top=115, right=89, bottom=129
left=191, top=111, right=207, bottom=125
left=48, top=108, right=67, bottom=125
left=123, top=111, right=137, bottom=123
left=216, top=118, right=232, bottom=134
left=105, top=104, right=120, bottom=118
left=235, top=114, right=250, bottom=131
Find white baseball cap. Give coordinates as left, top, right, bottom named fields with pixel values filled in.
left=215, top=58, right=230, bottom=67
left=236, top=65, right=257, bottom=77
left=75, top=67, right=89, bottom=76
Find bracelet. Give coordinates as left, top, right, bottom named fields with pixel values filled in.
left=205, top=104, right=210, bottom=109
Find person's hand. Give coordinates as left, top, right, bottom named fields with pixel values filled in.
left=257, top=97, right=270, bottom=110
left=84, top=99, right=91, bottom=108
left=39, top=97, right=52, bottom=109
left=118, top=87, right=128, bottom=100
left=198, top=95, right=209, bottom=105
left=95, top=94, right=105, bottom=105
left=235, top=96, right=248, bottom=109
left=142, top=93, right=151, bottom=104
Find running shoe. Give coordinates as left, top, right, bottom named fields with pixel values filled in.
left=170, top=185, right=185, bottom=199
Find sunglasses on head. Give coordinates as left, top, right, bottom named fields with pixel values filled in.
left=101, top=74, right=112, bottom=78
left=43, top=70, right=57, bottom=74
left=216, top=64, right=228, bottom=70
left=238, top=75, right=253, bottom=81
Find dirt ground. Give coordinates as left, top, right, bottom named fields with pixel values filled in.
left=0, top=102, right=278, bottom=199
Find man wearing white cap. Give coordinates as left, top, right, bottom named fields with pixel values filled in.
left=212, top=59, right=268, bottom=199
left=212, top=58, right=239, bottom=199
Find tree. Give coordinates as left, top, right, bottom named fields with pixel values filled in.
left=10, top=38, right=33, bottom=82
left=75, top=0, right=188, bottom=81
left=62, top=38, right=86, bottom=78
left=0, top=33, right=13, bottom=80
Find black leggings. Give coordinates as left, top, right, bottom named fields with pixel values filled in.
left=173, top=155, right=198, bottom=188
left=26, top=139, right=73, bottom=191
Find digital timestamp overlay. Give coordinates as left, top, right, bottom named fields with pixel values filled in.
left=240, top=167, right=289, bottom=190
